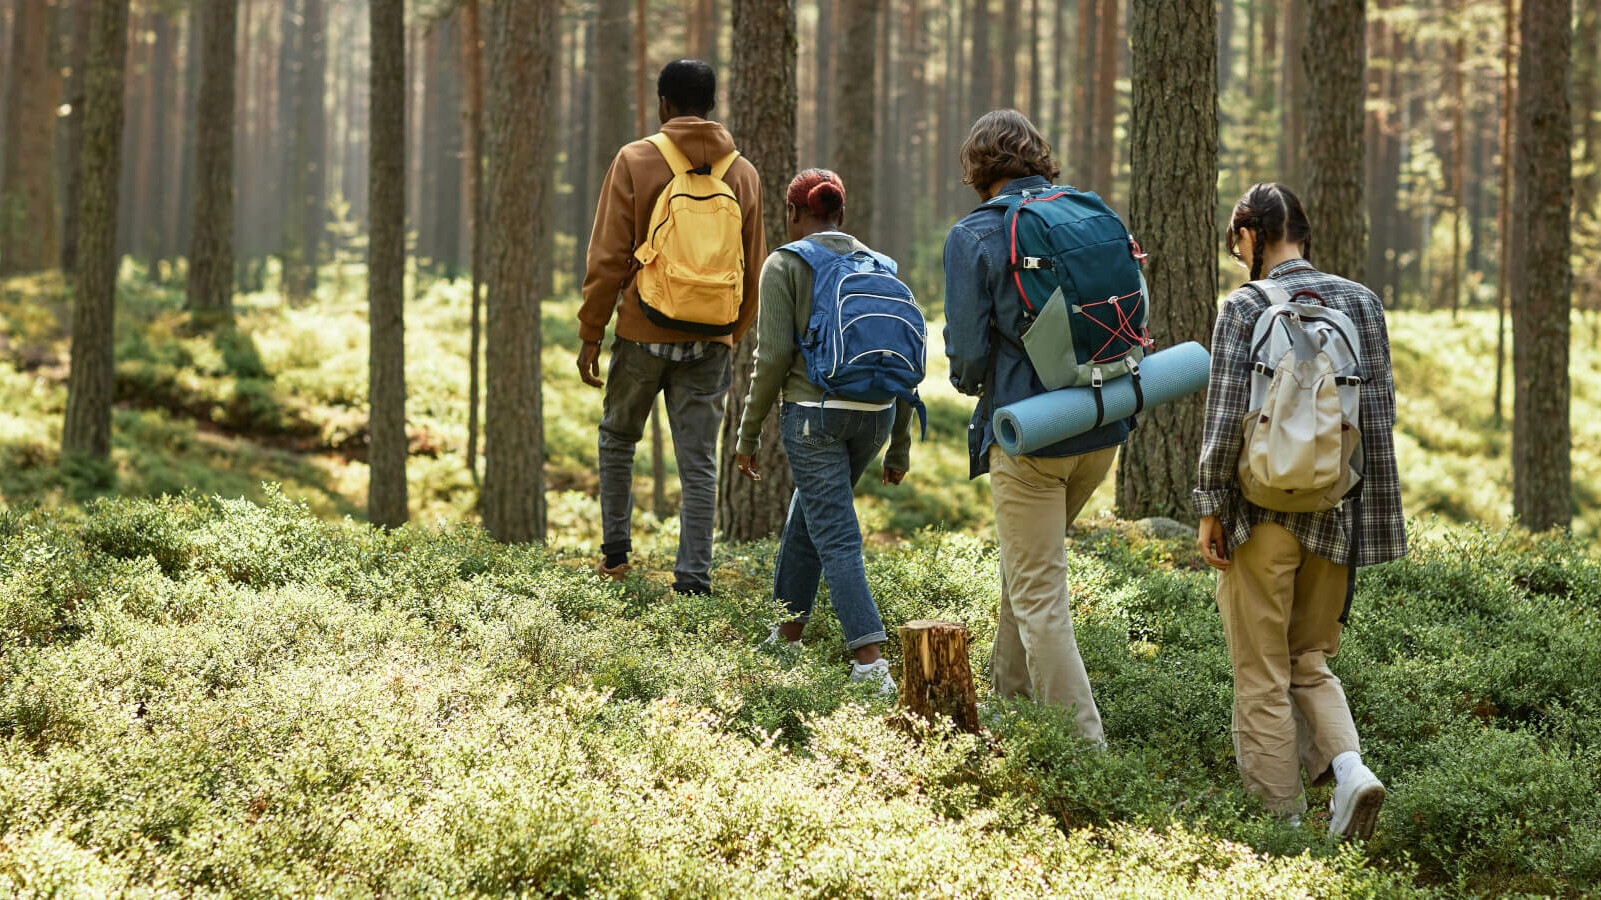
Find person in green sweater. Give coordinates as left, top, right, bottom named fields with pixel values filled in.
left=733, top=169, right=914, bottom=697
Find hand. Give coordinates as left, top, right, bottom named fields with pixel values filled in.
left=577, top=341, right=604, bottom=388
left=734, top=453, right=762, bottom=481
left=1197, top=515, right=1231, bottom=570
left=882, top=466, right=907, bottom=486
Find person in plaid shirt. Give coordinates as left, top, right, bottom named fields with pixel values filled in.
left=1194, top=183, right=1406, bottom=840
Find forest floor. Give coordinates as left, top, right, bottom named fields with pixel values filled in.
left=1, top=269, right=1600, bottom=896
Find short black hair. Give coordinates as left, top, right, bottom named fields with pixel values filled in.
left=657, top=59, right=716, bottom=116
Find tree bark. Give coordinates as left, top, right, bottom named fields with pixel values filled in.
left=718, top=0, right=797, bottom=542
left=60, top=0, right=94, bottom=273
left=567, top=18, right=592, bottom=290
left=1495, top=0, right=1516, bottom=425
left=62, top=0, right=130, bottom=461
left=300, top=0, right=326, bottom=292
left=1090, top=0, right=1118, bottom=200
left=1074, top=0, right=1095, bottom=184
left=462, top=0, right=484, bottom=482
left=1117, top=0, right=1217, bottom=521
left=835, top=0, right=878, bottom=245
left=144, top=12, right=171, bottom=273
left=1509, top=0, right=1571, bottom=532
left=1576, top=0, right=1599, bottom=312
left=482, top=0, right=556, bottom=543
left=1280, top=0, right=1307, bottom=188
left=188, top=0, right=238, bottom=323
left=1304, top=0, right=1366, bottom=282
left=1, top=0, right=59, bottom=276
left=175, top=8, right=200, bottom=263
left=897, top=620, right=980, bottom=733
left=998, top=0, right=1018, bottom=109
left=814, top=0, right=832, bottom=163
left=368, top=0, right=407, bottom=528
left=968, top=0, right=992, bottom=121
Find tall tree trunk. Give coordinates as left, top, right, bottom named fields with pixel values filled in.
left=188, top=0, right=238, bottom=323
left=1217, top=0, right=1233, bottom=96
left=1304, top=0, right=1366, bottom=281
left=1074, top=0, right=1096, bottom=184
left=1449, top=7, right=1465, bottom=318
left=482, top=0, right=556, bottom=543
left=718, top=0, right=797, bottom=541
left=1, top=0, right=59, bottom=276
left=62, top=0, right=130, bottom=462
left=60, top=0, right=94, bottom=273
left=1281, top=0, right=1307, bottom=187
left=1026, top=0, right=1040, bottom=116
left=369, top=0, right=407, bottom=528
left=998, top=0, right=1018, bottom=109
left=1117, top=0, right=1217, bottom=520
left=814, top=0, right=832, bottom=163
left=1050, top=0, right=1066, bottom=149
left=836, top=0, right=879, bottom=244
left=1509, top=0, right=1572, bottom=532
left=1576, top=0, right=1599, bottom=312
left=568, top=20, right=592, bottom=290
left=175, top=9, right=200, bottom=264
left=1090, top=0, right=1117, bottom=199
left=1495, top=0, right=1516, bottom=424
left=300, top=0, right=326, bottom=294
left=143, top=12, right=171, bottom=274
left=463, top=0, right=484, bottom=482
left=278, top=0, right=305, bottom=298
left=634, top=0, right=668, bottom=518
left=969, top=0, right=992, bottom=121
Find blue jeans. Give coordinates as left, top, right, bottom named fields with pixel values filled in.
left=775, top=403, right=893, bottom=651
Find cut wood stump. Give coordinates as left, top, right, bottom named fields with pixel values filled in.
left=898, top=619, right=980, bottom=733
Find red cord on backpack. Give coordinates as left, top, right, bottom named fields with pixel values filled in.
left=1008, top=192, right=1068, bottom=312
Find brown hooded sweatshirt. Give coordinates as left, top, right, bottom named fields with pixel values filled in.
left=578, top=117, right=766, bottom=347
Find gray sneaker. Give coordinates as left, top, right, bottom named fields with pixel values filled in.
left=1328, top=764, right=1386, bottom=842
left=849, top=658, right=897, bottom=699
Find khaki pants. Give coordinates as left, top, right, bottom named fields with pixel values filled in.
left=989, top=445, right=1117, bottom=743
left=1217, top=522, right=1361, bottom=815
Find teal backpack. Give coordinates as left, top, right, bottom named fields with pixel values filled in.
left=986, top=186, right=1152, bottom=424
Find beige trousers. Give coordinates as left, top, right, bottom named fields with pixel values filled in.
left=989, top=445, right=1118, bottom=743
left=1217, top=521, right=1361, bottom=815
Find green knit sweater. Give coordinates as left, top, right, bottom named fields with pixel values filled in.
left=734, top=232, right=913, bottom=471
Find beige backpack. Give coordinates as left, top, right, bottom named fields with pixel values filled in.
left=1238, top=280, right=1365, bottom=513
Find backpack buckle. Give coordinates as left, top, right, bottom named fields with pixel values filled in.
left=1020, top=256, right=1050, bottom=271
left=1091, top=367, right=1104, bottom=388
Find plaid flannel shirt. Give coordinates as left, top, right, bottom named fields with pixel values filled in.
left=1193, top=260, right=1408, bottom=567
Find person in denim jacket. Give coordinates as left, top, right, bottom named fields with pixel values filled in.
left=942, top=110, right=1131, bottom=741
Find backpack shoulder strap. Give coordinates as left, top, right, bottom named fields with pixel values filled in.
left=710, top=150, right=740, bottom=181
left=1247, top=279, right=1292, bottom=306
left=778, top=238, right=843, bottom=272
left=644, top=133, right=693, bottom=176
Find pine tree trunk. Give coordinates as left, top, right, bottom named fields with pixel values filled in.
left=1117, top=0, right=1217, bottom=521
left=1050, top=0, right=1066, bottom=149
left=1576, top=0, right=1599, bottom=312
left=482, top=0, right=556, bottom=544
left=1217, top=0, right=1233, bottom=96
left=1449, top=12, right=1465, bottom=319
left=1494, top=0, right=1514, bottom=424
left=815, top=0, right=832, bottom=163
left=998, top=0, right=1018, bottom=109
left=144, top=12, right=171, bottom=274
left=968, top=0, right=991, bottom=122
left=368, top=0, right=408, bottom=528
left=718, top=0, right=797, bottom=542
left=1026, top=0, right=1040, bottom=117
left=1281, top=0, right=1306, bottom=188
left=835, top=0, right=878, bottom=244
left=175, top=10, right=200, bottom=264
left=1074, top=0, right=1095, bottom=184
left=569, top=20, right=593, bottom=290
left=1509, top=0, right=1572, bottom=532
left=187, top=0, right=238, bottom=323
left=1304, top=0, right=1366, bottom=282
left=300, top=0, right=326, bottom=293
left=462, top=0, right=484, bottom=482
left=592, top=0, right=633, bottom=198
left=60, top=0, right=94, bottom=273
left=1, top=0, right=59, bottom=276
left=1091, top=0, right=1117, bottom=199
left=62, top=0, right=130, bottom=461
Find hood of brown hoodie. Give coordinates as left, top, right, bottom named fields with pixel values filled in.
left=658, top=117, right=739, bottom=168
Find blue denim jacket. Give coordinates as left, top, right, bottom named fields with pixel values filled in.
left=942, top=175, right=1132, bottom=479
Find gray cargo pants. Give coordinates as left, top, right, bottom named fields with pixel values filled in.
left=598, top=337, right=731, bottom=594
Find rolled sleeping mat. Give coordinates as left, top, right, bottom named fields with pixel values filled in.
left=993, top=341, right=1213, bottom=456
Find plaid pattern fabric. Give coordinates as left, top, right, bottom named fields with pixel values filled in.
left=1193, top=260, right=1407, bottom=567
left=638, top=340, right=711, bottom=363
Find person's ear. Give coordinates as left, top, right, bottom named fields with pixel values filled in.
left=787, top=203, right=800, bottom=223
left=837, top=205, right=846, bottom=227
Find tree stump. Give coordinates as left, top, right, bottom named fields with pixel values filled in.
left=898, top=620, right=980, bottom=733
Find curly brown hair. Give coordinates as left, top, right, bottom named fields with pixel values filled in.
left=959, top=109, right=1061, bottom=192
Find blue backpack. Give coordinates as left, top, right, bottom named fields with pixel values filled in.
left=780, top=238, right=928, bottom=434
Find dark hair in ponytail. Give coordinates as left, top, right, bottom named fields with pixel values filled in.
left=1226, top=183, right=1313, bottom=281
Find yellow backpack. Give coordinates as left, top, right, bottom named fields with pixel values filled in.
left=632, top=133, right=745, bottom=335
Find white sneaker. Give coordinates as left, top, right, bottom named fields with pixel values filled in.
left=1328, top=764, right=1386, bottom=842
left=850, top=658, right=897, bottom=699
left=760, top=626, right=802, bottom=654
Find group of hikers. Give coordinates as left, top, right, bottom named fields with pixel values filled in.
left=574, top=59, right=1406, bottom=842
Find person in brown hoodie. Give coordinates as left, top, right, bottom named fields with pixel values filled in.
left=576, top=59, right=765, bottom=596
